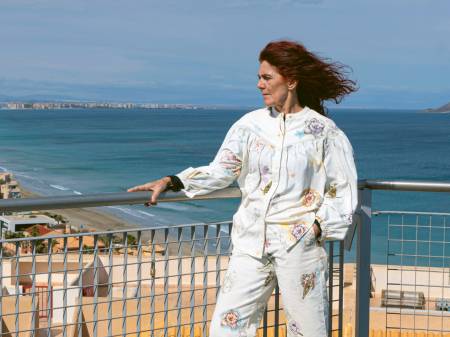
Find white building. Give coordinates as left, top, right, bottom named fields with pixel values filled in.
left=0, top=215, right=58, bottom=233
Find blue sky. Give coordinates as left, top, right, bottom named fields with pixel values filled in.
left=0, top=0, right=449, bottom=108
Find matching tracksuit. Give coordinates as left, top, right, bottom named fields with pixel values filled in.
left=176, top=106, right=358, bottom=336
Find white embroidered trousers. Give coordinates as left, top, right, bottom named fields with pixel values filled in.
left=209, top=225, right=329, bottom=337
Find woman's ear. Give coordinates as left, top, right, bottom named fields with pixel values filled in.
left=288, top=79, right=298, bottom=91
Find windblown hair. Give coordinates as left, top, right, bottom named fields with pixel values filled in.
left=259, top=40, right=357, bottom=116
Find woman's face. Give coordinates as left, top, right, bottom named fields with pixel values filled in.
left=257, top=60, right=290, bottom=108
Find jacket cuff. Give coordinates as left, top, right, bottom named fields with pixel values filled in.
left=175, top=167, right=198, bottom=198
left=166, top=175, right=184, bottom=192
left=315, top=203, right=341, bottom=241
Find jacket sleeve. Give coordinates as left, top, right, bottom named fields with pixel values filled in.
left=315, top=128, right=358, bottom=241
left=176, top=121, right=247, bottom=198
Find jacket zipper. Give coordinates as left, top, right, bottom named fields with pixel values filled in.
left=262, top=114, right=287, bottom=254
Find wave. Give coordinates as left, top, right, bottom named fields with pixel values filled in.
left=157, top=203, right=196, bottom=212
left=0, top=167, right=36, bottom=182
left=137, top=210, right=155, bottom=217
left=13, top=172, right=39, bottom=182
left=106, top=206, right=145, bottom=219
left=50, top=184, right=70, bottom=191
left=73, top=190, right=83, bottom=195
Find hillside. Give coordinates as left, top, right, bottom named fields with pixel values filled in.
left=425, top=102, right=450, bottom=113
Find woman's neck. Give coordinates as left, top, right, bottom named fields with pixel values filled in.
left=274, top=91, right=303, bottom=114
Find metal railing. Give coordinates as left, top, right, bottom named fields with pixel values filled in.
left=0, top=187, right=345, bottom=337
left=354, top=180, right=450, bottom=337
left=1, top=179, right=450, bottom=337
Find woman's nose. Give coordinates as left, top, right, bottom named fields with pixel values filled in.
left=257, top=79, right=265, bottom=90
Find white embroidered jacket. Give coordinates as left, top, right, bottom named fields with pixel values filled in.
left=177, top=106, right=358, bottom=258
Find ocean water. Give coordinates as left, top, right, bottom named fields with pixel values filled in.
left=0, top=108, right=449, bottom=262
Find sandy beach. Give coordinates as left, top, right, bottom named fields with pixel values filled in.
left=20, top=187, right=140, bottom=233
left=16, top=184, right=202, bottom=255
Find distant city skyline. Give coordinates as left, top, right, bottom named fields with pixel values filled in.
left=1, top=0, right=449, bottom=109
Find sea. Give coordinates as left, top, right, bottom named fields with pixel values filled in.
left=0, top=108, right=449, bottom=263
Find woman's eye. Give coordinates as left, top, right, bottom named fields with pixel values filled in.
left=258, top=75, right=272, bottom=81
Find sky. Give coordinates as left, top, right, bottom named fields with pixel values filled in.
left=0, top=0, right=449, bottom=109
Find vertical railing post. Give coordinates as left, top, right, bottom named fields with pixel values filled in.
left=47, top=237, right=53, bottom=336
left=93, top=235, right=99, bottom=337
left=163, top=228, right=169, bottom=337
left=136, top=231, right=142, bottom=337
left=14, top=242, right=20, bottom=336
left=328, top=241, right=334, bottom=337
left=77, top=236, right=84, bottom=337
left=355, top=188, right=372, bottom=337
left=274, top=284, right=280, bottom=337
left=0, top=241, right=3, bottom=337
left=31, top=240, right=37, bottom=337
left=338, top=242, right=344, bottom=337
left=150, top=229, right=156, bottom=336
left=107, top=233, right=113, bottom=337
left=122, top=232, right=128, bottom=337
left=202, top=225, right=208, bottom=337
left=176, top=227, right=183, bottom=337
left=63, top=236, right=68, bottom=337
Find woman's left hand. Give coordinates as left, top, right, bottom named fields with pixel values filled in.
left=313, top=221, right=322, bottom=239
left=127, top=177, right=171, bottom=205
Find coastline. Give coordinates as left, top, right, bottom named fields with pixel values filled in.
left=20, top=187, right=140, bottom=233
left=18, top=185, right=203, bottom=255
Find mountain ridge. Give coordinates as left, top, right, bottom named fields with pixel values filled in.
left=425, top=102, right=450, bottom=113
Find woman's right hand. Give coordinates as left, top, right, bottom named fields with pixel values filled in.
left=127, top=177, right=171, bottom=206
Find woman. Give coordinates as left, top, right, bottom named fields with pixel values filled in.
left=128, top=40, right=358, bottom=337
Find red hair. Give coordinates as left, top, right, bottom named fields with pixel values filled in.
left=259, top=40, right=357, bottom=116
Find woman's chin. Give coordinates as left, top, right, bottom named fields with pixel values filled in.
left=263, top=98, right=273, bottom=106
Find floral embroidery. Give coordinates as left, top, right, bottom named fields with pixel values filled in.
left=221, top=310, right=240, bottom=329
left=290, top=223, right=308, bottom=241
left=305, top=118, right=325, bottom=137
left=222, top=270, right=236, bottom=293
left=260, top=164, right=272, bottom=194
left=262, top=181, right=272, bottom=194
left=219, top=149, right=241, bottom=176
left=260, top=165, right=271, bottom=184
left=300, top=188, right=320, bottom=207
left=255, top=301, right=266, bottom=323
left=309, top=158, right=324, bottom=171
left=186, top=171, right=206, bottom=179
left=288, top=320, right=304, bottom=336
left=176, top=107, right=357, bottom=257
left=343, top=213, right=353, bottom=225
left=264, top=270, right=276, bottom=287
left=327, top=125, right=340, bottom=138
left=250, top=207, right=261, bottom=222
left=301, top=272, right=316, bottom=299
left=303, top=228, right=318, bottom=247
left=250, top=138, right=266, bottom=155
left=294, top=130, right=304, bottom=139
left=326, top=184, right=337, bottom=198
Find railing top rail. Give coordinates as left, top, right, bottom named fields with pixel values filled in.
left=0, top=179, right=449, bottom=213
left=373, top=210, right=450, bottom=216
left=360, top=179, right=450, bottom=192
left=0, top=220, right=232, bottom=244
left=0, top=187, right=242, bottom=212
